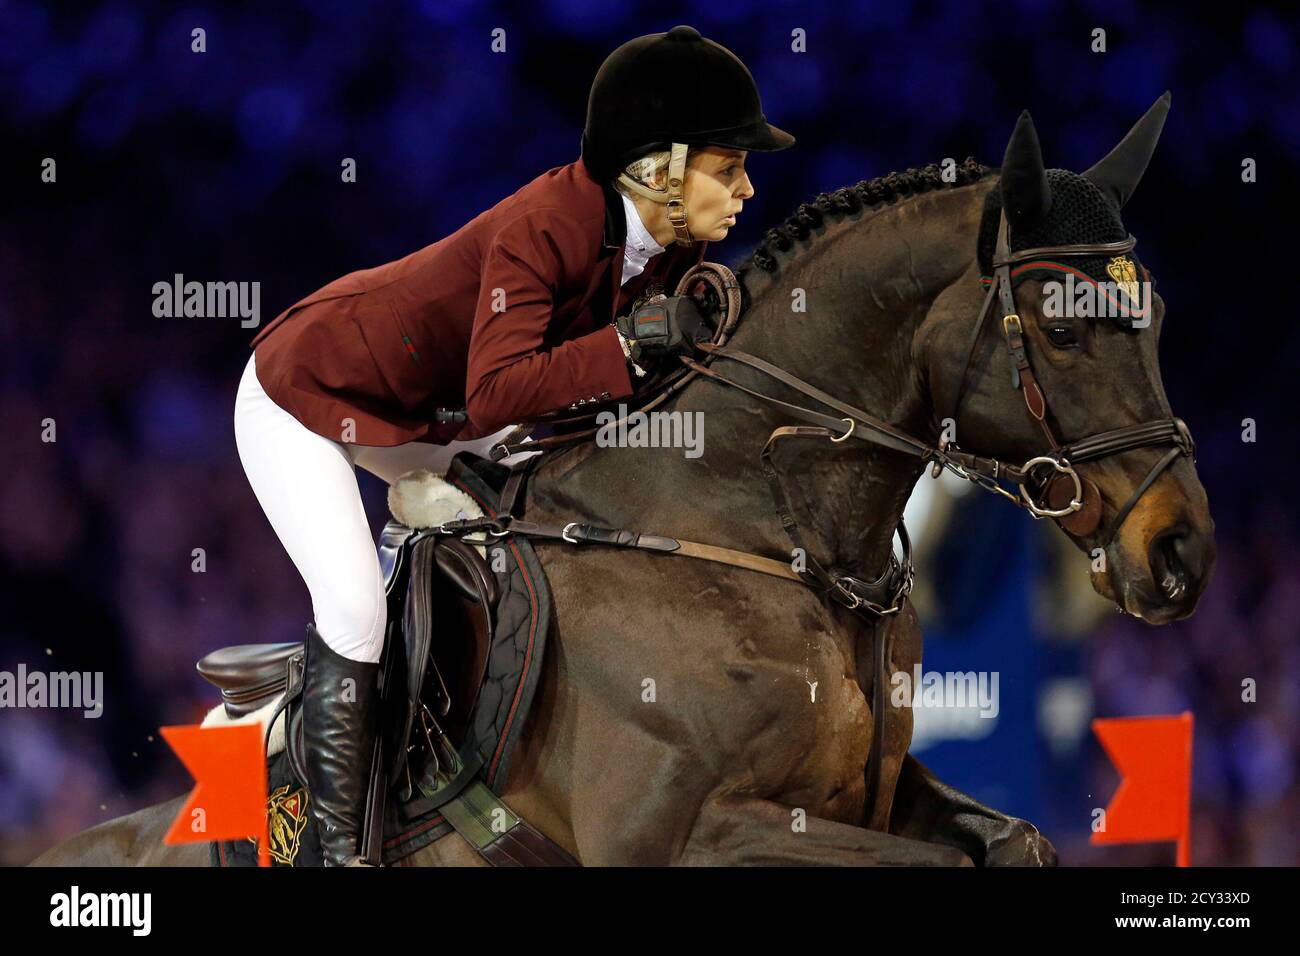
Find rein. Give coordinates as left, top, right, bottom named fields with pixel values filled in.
left=483, top=262, right=914, bottom=618
left=662, top=209, right=1195, bottom=547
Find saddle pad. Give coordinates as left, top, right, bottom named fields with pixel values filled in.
left=212, top=452, right=555, bottom=867
left=378, top=454, right=554, bottom=864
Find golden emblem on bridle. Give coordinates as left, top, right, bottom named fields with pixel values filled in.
left=1106, top=255, right=1141, bottom=313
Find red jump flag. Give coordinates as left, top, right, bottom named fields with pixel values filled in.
left=160, top=723, right=270, bottom=867
left=1090, top=712, right=1193, bottom=866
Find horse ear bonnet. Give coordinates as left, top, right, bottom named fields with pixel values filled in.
left=977, top=169, right=1149, bottom=328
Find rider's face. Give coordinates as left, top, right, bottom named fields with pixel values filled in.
left=683, top=147, right=754, bottom=240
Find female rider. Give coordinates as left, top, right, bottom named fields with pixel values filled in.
left=233, top=24, right=792, bottom=865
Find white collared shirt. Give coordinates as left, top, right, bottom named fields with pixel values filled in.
left=619, top=190, right=666, bottom=286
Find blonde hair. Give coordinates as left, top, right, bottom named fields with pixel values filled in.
left=613, top=146, right=700, bottom=197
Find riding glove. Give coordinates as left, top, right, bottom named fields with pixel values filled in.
left=614, top=295, right=710, bottom=369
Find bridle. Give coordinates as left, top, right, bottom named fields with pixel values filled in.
left=670, top=207, right=1195, bottom=552
left=942, top=207, right=1195, bottom=543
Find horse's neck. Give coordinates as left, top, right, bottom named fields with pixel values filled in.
left=712, top=186, right=984, bottom=576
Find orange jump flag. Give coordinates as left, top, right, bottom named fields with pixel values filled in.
left=1090, top=712, right=1193, bottom=866
left=160, top=724, right=270, bottom=867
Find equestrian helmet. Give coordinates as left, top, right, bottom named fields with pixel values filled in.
left=580, top=25, right=794, bottom=182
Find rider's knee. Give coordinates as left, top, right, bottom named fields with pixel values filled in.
left=313, top=579, right=387, bottom=663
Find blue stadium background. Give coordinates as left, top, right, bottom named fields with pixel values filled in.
left=1, top=0, right=1296, bottom=865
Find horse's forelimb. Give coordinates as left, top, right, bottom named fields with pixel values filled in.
left=889, top=753, right=1057, bottom=866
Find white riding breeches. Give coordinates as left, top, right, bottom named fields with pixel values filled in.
left=233, top=351, right=522, bottom=663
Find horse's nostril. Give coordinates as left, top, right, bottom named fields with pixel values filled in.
left=1149, top=526, right=1198, bottom=601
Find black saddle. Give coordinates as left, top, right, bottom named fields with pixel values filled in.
left=196, top=520, right=497, bottom=820
left=200, top=453, right=573, bottom=867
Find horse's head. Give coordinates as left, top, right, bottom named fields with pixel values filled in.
left=934, top=93, right=1214, bottom=624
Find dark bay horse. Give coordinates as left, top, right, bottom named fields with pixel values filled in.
left=32, top=94, right=1213, bottom=866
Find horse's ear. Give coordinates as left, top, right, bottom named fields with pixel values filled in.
left=1082, top=91, right=1171, bottom=209
left=1000, top=110, right=1052, bottom=235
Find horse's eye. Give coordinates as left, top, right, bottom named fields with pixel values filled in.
left=1046, top=326, right=1078, bottom=348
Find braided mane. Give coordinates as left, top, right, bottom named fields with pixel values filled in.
left=733, top=157, right=994, bottom=287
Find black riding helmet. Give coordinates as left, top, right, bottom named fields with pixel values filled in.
left=581, top=25, right=794, bottom=245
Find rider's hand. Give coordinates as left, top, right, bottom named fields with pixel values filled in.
left=615, top=295, right=710, bottom=367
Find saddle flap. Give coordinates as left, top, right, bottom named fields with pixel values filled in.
left=406, top=538, right=496, bottom=731
left=386, top=532, right=498, bottom=789
left=434, top=538, right=499, bottom=607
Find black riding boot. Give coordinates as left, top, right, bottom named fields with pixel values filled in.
left=301, top=624, right=380, bottom=866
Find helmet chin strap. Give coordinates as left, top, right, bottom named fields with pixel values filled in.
left=615, top=141, right=694, bottom=246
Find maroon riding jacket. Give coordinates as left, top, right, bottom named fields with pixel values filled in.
left=248, top=159, right=709, bottom=446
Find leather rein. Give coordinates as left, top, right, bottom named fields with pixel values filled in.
left=477, top=212, right=1197, bottom=612
left=670, top=212, right=1193, bottom=552
left=480, top=261, right=915, bottom=618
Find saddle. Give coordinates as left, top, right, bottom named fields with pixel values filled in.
left=198, top=456, right=574, bottom=866
left=197, top=529, right=493, bottom=774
